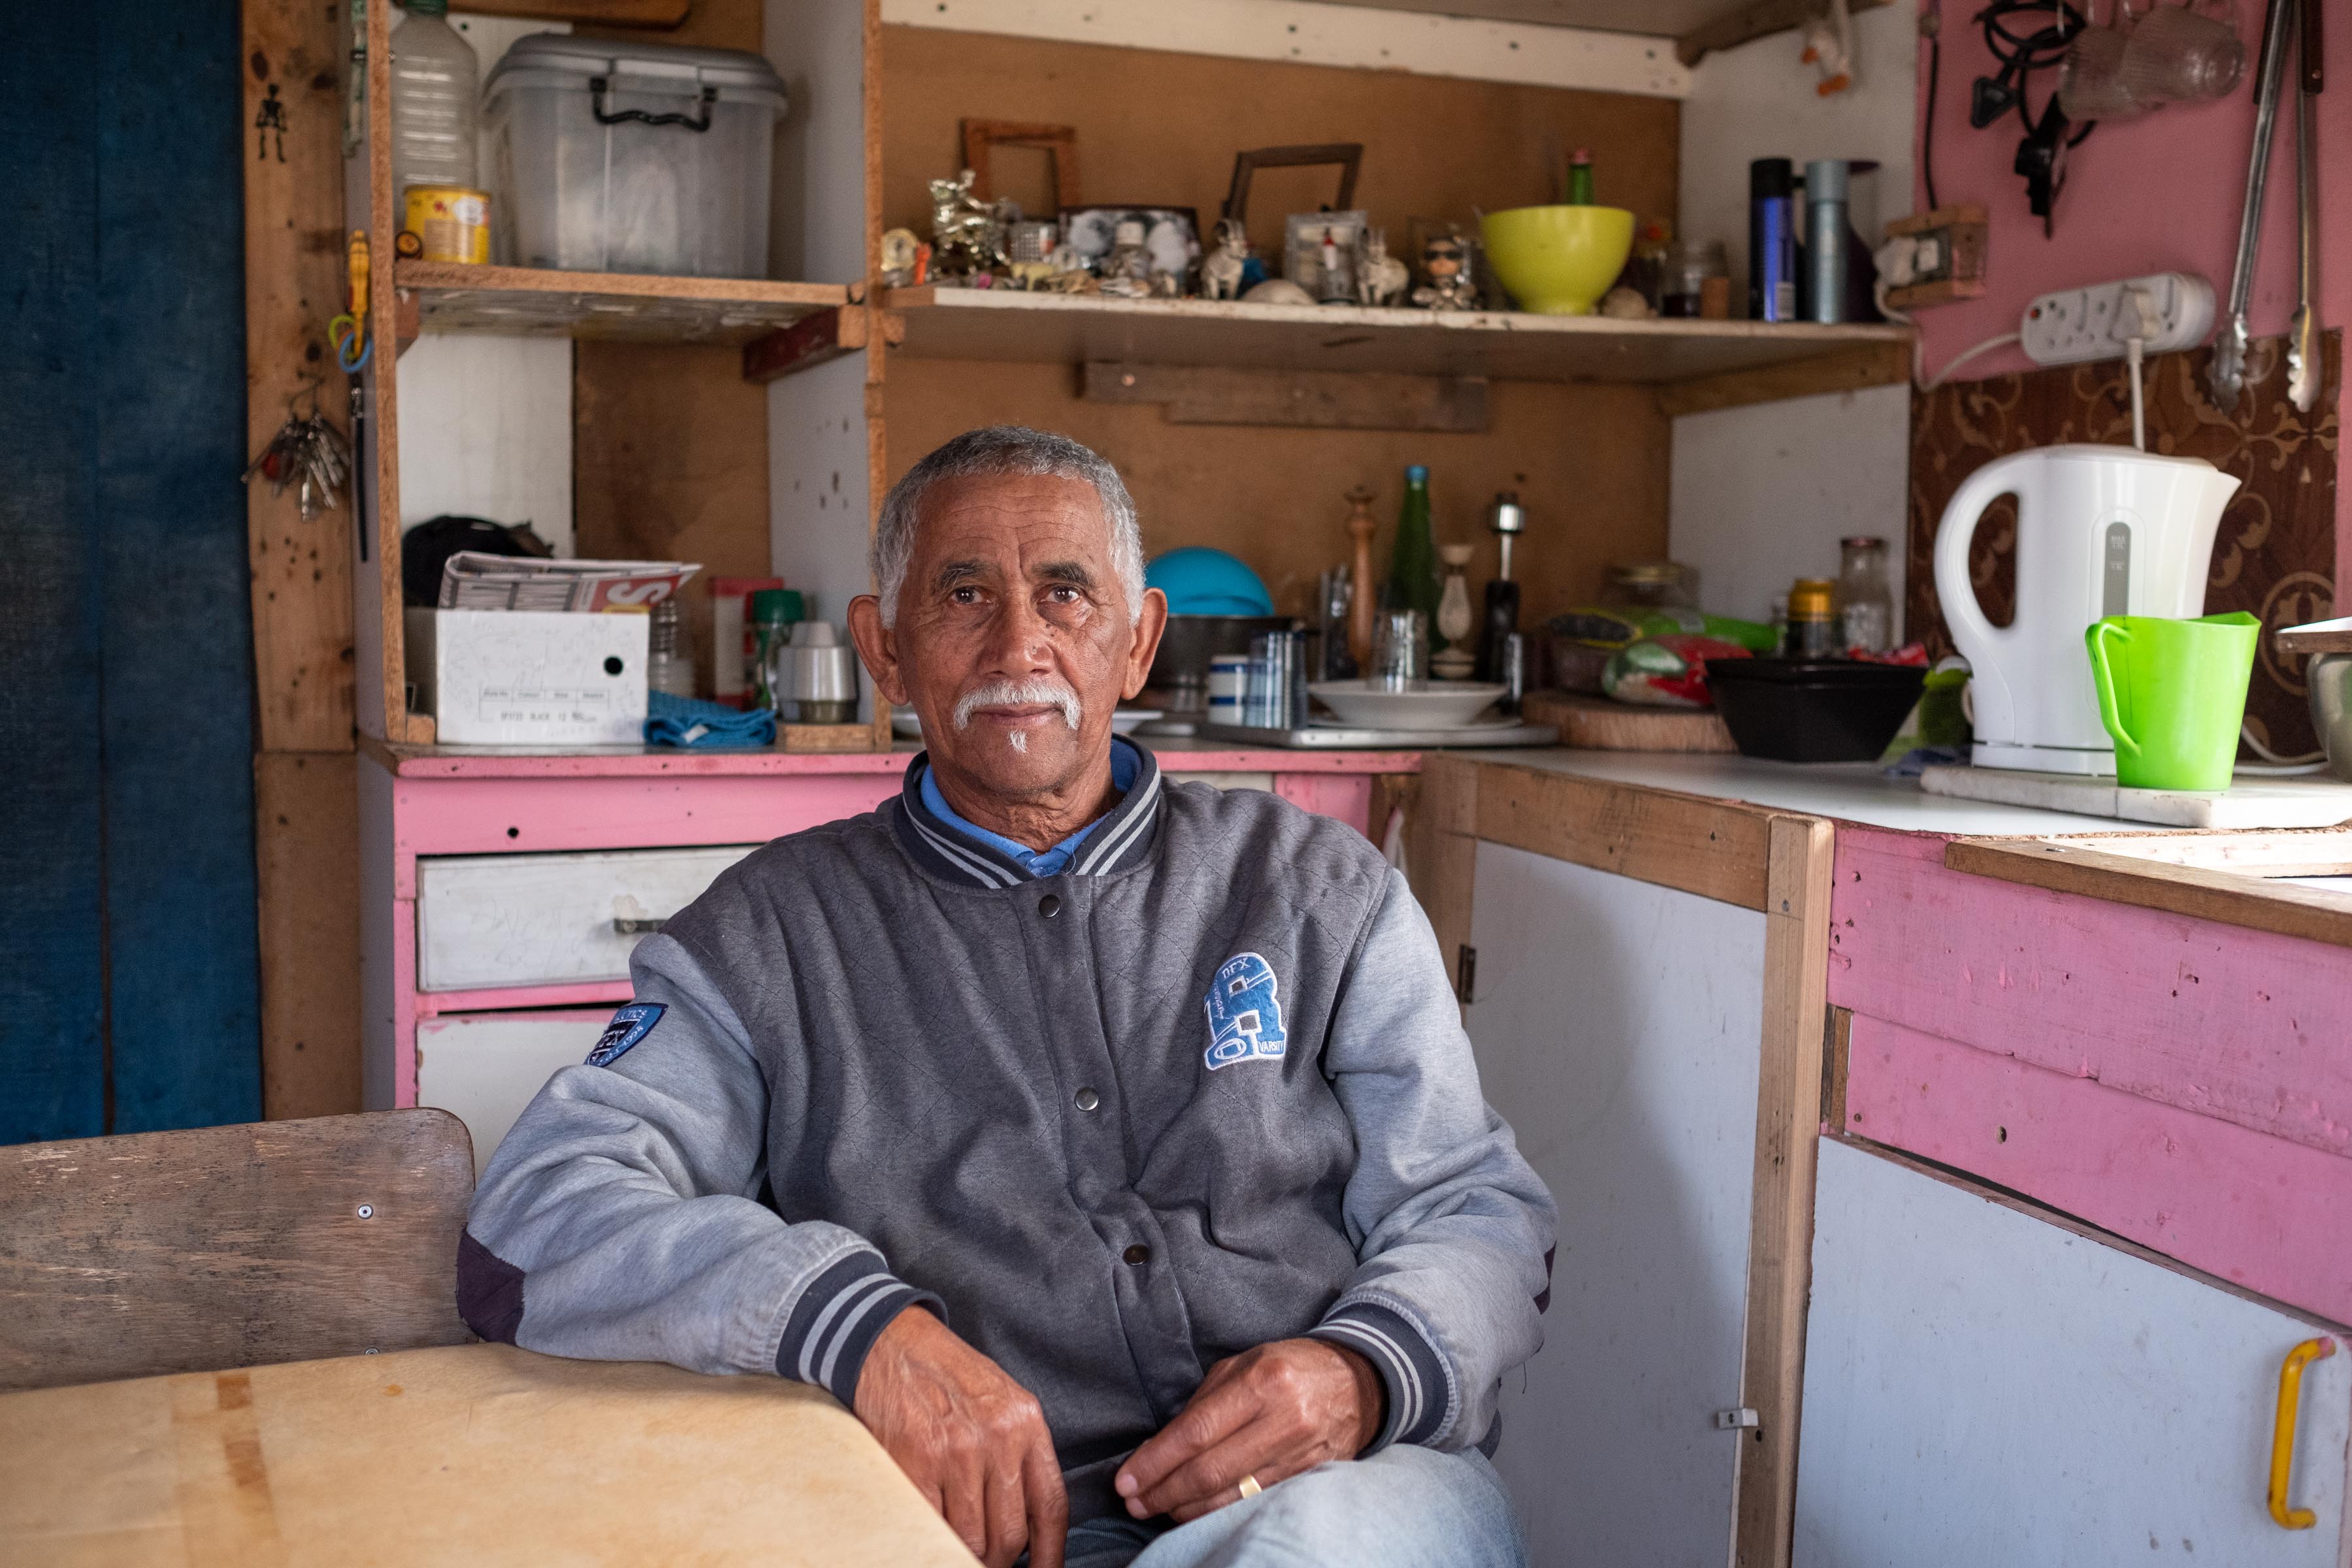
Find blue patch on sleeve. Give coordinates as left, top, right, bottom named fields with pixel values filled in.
left=586, top=1002, right=665, bottom=1068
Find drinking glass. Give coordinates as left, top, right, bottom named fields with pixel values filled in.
left=2119, top=0, right=2246, bottom=105
left=1370, top=610, right=1428, bottom=691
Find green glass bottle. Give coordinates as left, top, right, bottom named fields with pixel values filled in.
left=1384, top=465, right=1443, bottom=646
left=1565, top=148, right=1595, bottom=206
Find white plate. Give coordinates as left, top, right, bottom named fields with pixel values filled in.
left=890, top=708, right=1164, bottom=738
left=1309, top=680, right=1504, bottom=730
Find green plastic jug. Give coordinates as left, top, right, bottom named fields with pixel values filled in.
left=2083, top=612, right=2261, bottom=791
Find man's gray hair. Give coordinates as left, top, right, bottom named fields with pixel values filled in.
left=871, top=426, right=1145, bottom=627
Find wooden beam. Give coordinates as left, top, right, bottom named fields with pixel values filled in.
left=1731, top=814, right=1836, bottom=1568
left=2036, top=826, right=2352, bottom=878
left=1471, top=760, right=1775, bottom=911
left=1656, top=338, right=1912, bottom=419
left=1945, top=838, right=2352, bottom=950
left=244, top=0, right=357, bottom=753
left=450, top=0, right=691, bottom=25
left=1083, top=360, right=1490, bottom=432
left=1402, top=755, right=1479, bottom=1013
left=1678, top=0, right=1891, bottom=67
left=255, top=753, right=362, bottom=1120
left=742, top=306, right=870, bottom=384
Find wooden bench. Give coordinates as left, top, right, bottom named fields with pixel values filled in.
left=0, top=1109, right=475, bottom=1391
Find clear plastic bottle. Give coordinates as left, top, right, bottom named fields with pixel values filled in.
left=390, top=0, right=480, bottom=201
left=1835, top=536, right=1895, bottom=653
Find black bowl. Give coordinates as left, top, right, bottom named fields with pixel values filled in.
left=1705, top=659, right=1927, bottom=763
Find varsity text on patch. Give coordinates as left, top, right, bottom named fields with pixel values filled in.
left=1203, top=953, right=1288, bottom=1070
left=587, top=1003, right=665, bottom=1067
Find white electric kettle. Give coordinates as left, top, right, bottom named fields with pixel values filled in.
left=1933, top=444, right=2240, bottom=774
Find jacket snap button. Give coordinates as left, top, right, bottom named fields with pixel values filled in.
left=1122, top=1243, right=1151, bottom=1266
left=1039, top=893, right=1061, bottom=918
left=1075, top=1087, right=1100, bottom=1112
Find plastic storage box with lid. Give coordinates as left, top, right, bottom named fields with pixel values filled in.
left=483, top=37, right=788, bottom=278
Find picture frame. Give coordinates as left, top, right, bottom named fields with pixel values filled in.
left=1057, top=205, right=1203, bottom=282
left=1286, top=210, right=1367, bottom=305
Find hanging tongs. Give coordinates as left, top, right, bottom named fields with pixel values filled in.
left=2212, top=0, right=2298, bottom=412
left=2285, top=0, right=2323, bottom=412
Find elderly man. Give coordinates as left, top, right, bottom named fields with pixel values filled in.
left=457, top=426, right=1556, bottom=1568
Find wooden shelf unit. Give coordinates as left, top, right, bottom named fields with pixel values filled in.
left=395, top=261, right=849, bottom=346
left=881, top=285, right=1912, bottom=392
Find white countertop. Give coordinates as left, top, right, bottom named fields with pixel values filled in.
left=1456, top=749, right=2127, bottom=837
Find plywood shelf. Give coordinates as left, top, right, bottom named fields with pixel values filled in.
left=881, top=286, right=1912, bottom=395
left=395, top=261, right=851, bottom=346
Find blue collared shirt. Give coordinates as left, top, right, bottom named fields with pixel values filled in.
left=920, top=738, right=1142, bottom=879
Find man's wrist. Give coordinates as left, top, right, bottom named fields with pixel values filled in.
left=1316, top=1340, right=1387, bottom=1456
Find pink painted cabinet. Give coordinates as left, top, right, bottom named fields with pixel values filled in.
left=361, top=744, right=1414, bottom=1171
left=1797, top=825, right=2352, bottom=1561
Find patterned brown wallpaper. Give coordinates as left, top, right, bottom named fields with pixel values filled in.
left=1908, top=333, right=2340, bottom=759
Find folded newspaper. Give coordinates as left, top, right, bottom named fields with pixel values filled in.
left=436, top=552, right=700, bottom=613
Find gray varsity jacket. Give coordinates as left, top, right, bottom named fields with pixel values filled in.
left=459, top=742, right=1556, bottom=1522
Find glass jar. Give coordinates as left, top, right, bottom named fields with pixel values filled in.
left=1606, top=559, right=1699, bottom=612
left=749, top=587, right=804, bottom=713
left=646, top=598, right=696, bottom=698
left=1835, top=536, right=1895, bottom=654
left=1661, top=240, right=1729, bottom=319
left=1786, top=577, right=1839, bottom=658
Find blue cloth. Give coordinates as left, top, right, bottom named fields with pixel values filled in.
left=921, top=736, right=1141, bottom=878
left=1059, top=1446, right=1524, bottom=1568
left=644, top=691, right=776, bottom=749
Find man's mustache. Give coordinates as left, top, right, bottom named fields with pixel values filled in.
left=953, top=678, right=1084, bottom=731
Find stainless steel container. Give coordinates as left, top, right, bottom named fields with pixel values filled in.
left=775, top=621, right=859, bottom=724
left=2310, top=651, right=2352, bottom=782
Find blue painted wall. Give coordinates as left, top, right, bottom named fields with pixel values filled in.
left=0, top=1, right=262, bottom=1141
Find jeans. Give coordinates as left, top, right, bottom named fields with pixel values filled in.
left=1058, top=1445, right=1524, bottom=1568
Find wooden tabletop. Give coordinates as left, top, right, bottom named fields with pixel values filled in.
left=0, top=1343, right=975, bottom=1566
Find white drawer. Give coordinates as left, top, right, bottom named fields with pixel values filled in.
left=417, top=1011, right=609, bottom=1175
left=416, top=845, right=757, bottom=992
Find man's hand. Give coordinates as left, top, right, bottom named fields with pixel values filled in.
left=1113, top=1338, right=1385, bottom=1524
left=853, top=1306, right=1068, bottom=1568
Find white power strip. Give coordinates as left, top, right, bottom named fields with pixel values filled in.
left=2019, top=272, right=2215, bottom=367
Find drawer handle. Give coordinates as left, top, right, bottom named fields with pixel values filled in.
left=2269, top=1337, right=2336, bottom=1529
left=612, top=917, right=667, bottom=936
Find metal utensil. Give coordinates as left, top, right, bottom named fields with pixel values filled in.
left=2287, top=0, right=2324, bottom=412
left=2212, top=0, right=2298, bottom=412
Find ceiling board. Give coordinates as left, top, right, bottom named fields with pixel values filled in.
left=1291, top=0, right=1742, bottom=41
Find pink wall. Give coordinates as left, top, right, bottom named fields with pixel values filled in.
left=1909, top=0, right=2351, bottom=564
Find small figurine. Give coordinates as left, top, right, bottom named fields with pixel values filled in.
left=1099, top=218, right=1154, bottom=299
left=1599, top=286, right=1653, bottom=319
left=1201, top=218, right=1250, bottom=301
left=928, top=169, right=1012, bottom=282
left=1356, top=230, right=1410, bottom=308
left=877, top=227, right=921, bottom=289
left=1800, top=0, right=1854, bottom=96
left=1411, top=231, right=1480, bottom=312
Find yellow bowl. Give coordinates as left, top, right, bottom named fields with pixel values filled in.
left=1480, top=205, right=1636, bottom=316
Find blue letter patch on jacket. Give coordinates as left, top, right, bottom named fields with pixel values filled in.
left=587, top=1003, right=665, bottom=1067
left=1203, top=953, right=1287, bottom=1070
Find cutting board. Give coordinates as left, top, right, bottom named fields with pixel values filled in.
left=1920, top=763, right=2352, bottom=828
left=1523, top=689, right=1738, bottom=753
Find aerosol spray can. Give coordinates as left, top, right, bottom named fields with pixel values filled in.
left=1749, top=158, right=1799, bottom=323
left=1805, top=159, right=1851, bottom=325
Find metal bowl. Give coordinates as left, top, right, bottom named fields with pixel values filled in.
left=1145, top=613, right=1293, bottom=713
left=2310, top=652, right=2352, bottom=782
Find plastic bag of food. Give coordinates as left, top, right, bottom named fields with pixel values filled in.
left=1600, top=634, right=1751, bottom=708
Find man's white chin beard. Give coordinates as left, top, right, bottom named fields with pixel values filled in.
left=1009, top=730, right=1026, bottom=753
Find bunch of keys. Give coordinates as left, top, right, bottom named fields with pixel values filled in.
left=244, top=406, right=352, bottom=520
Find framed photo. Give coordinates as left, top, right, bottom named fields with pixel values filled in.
left=1286, top=210, right=1367, bottom=304
left=1058, top=206, right=1202, bottom=282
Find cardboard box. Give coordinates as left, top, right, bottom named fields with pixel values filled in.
left=406, top=608, right=649, bottom=745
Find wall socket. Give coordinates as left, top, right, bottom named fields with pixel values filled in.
left=2018, top=272, right=2215, bottom=367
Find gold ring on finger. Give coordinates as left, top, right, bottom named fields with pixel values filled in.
left=1237, top=1474, right=1263, bottom=1500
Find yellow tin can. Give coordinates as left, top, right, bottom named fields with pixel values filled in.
left=404, top=185, right=491, bottom=265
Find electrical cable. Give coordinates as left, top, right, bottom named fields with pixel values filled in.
left=1921, top=1, right=1944, bottom=210
left=1922, top=330, right=2022, bottom=389
left=2240, top=723, right=2328, bottom=769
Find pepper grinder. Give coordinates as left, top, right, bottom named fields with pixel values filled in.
left=1476, top=492, right=1525, bottom=683
left=1343, top=485, right=1379, bottom=671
